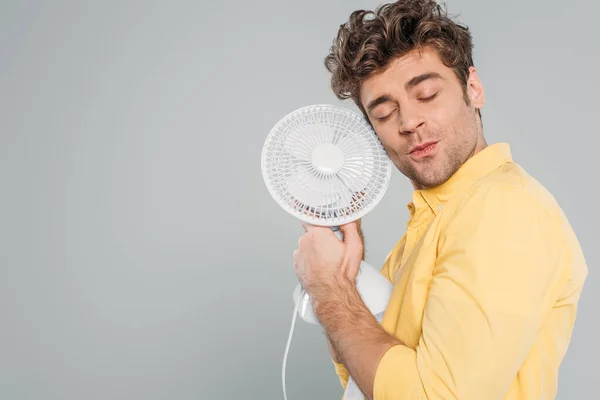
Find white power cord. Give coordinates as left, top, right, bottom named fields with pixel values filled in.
left=282, top=287, right=303, bottom=400
left=282, top=291, right=383, bottom=400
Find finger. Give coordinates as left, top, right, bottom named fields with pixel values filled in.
left=354, top=218, right=362, bottom=232
left=338, top=222, right=362, bottom=247
left=301, top=221, right=316, bottom=232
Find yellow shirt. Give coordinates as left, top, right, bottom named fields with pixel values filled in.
left=333, top=143, right=587, bottom=399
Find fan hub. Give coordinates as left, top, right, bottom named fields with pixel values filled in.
left=311, top=143, right=344, bottom=175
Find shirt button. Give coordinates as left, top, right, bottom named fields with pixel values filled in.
left=437, top=205, right=443, bottom=211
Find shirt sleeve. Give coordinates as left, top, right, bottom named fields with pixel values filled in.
left=332, top=360, right=350, bottom=389
left=373, top=184, right=569, bottom=399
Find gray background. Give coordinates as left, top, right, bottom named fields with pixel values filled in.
left=0, top=0, right=596, bottom=399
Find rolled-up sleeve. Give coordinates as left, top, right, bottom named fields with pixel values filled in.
left=373, top=184, right=567, bottom=399
left=333, top=360, right=350, bottom=389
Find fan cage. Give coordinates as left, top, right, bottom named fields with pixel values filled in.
left=261, top=104, right=392, bottom=226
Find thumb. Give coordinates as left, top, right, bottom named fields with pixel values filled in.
left=338, top=222, right=362, bottom=248
left=338, top=222, right=364, bottom=280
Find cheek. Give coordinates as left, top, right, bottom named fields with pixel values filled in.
left=428, top=88, right=467, bottom=119
left=376, top=129, right=406, bottom=157
left=427, top=101, right=460, bottom=127
left=379, top=135, right=397, bottom=151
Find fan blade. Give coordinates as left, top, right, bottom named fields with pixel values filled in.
left=284, top=165, right=336, bottom=208
left=282, top=128, right=313, bottom=161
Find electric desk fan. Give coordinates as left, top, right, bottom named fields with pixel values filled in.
left=260, top=104, right=393, bottom=400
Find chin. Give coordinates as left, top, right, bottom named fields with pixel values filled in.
left=421, top=175, right=451, bottom=188
left=413, top=167, right=453, bottom=189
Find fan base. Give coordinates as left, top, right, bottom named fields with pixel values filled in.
left=292, top=260, right=393, bottom=325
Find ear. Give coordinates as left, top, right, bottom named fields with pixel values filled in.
left=467, top=66, right=485, bottom=109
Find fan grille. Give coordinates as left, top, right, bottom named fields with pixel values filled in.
left=261, top=104, right=392, bottom=226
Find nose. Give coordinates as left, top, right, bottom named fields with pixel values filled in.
left=398, top=105, right=425, bottom=134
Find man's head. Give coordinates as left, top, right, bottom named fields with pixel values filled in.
left=324, top=0, right=487, bottom=189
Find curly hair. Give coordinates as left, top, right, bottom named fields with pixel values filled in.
left=324, top=0, right=478, bottom=118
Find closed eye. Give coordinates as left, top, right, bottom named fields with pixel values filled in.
left=374, top=108, right=397, bottom=122
left=418, top=92, right=438, bottom=102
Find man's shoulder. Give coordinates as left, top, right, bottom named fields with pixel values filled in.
left=460, top=160, right=563, bottom=219
left=442, top=160, right=587, bottom=295
left=459, top=162, right=588, bottom=297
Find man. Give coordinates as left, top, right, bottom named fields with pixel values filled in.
left=293, top=1, right=588, bottom=399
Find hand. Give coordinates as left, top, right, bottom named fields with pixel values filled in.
left=293, top=222, right=364, bottom=303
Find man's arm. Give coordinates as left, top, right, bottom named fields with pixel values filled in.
left=316, top=280, right=402, bottom=398
left=315, top=184, right=567, bottom=399
left=324, top=218, right=364, bottom=389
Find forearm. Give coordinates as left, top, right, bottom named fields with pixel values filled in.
left=314, top=279, right=402, bottom=399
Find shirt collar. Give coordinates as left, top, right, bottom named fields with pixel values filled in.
left=408, top=143, right=513, bottom=216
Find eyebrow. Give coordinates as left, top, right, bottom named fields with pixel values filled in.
left=405, top=72, right=443, bottom=90
left=366, top=94, right=393, bottom=113
left=365, top=72, right=444, bottom=113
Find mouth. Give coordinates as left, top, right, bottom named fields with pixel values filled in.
left=408, top=141, right=439, bottom=158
